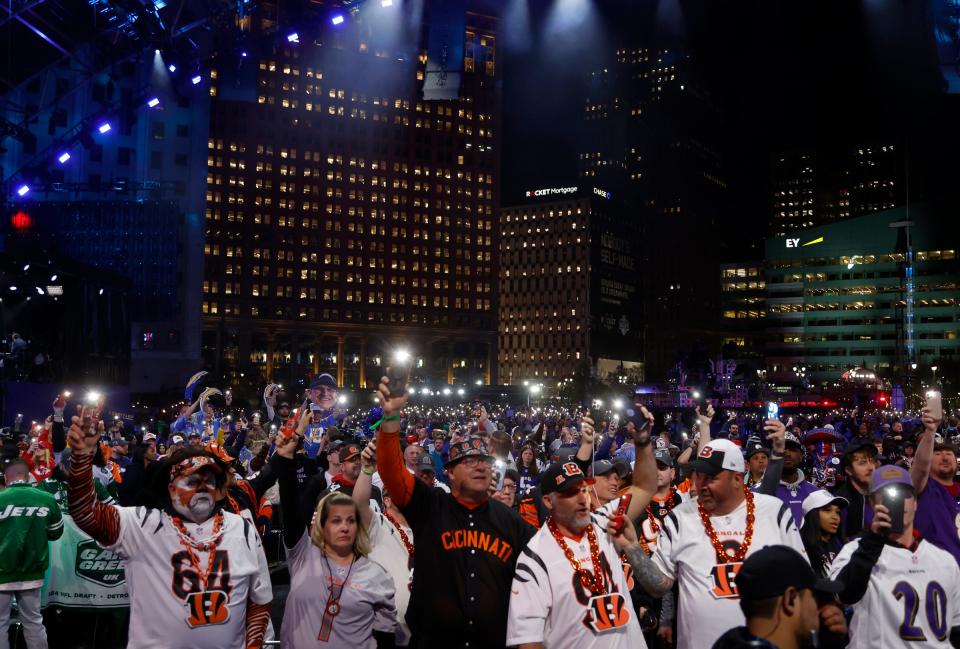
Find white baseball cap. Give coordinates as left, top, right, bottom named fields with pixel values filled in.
left=800, top=489, right=849, bottom=527
left=687, top=439, right=746, bottom=475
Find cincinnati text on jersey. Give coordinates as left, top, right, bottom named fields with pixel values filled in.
left=441, top=529, right=515, bottom=562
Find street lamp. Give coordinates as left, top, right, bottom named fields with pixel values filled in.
left=932, top=365, right=939, bottom=387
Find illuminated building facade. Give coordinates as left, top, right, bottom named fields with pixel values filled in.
left=764, top=204, right=959, bottom=383
left=498, top=187, right=643, bottom=385
left=719, top=262, right=767, bottom=362
left=203, top=3, right=500, bottom=390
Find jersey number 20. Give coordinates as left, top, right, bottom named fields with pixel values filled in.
left=893, top=580, right=948, bottom=642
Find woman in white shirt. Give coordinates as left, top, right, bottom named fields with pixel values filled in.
left=274, top=431, right=397, bottom=648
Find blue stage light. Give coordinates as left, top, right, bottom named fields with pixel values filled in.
left=98, top=122, right=112, bottom=134
left=58, top=152, right=71, bottom=164
left=331, top=14, right=344, bottom=25
left=147, top=97, right=160, bottom=108
left=16, top=184, right=29, bottom=196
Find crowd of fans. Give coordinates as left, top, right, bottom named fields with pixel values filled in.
left=0, top=371, right=958, bottom=649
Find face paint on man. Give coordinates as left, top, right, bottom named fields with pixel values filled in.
left=168, top=469, right=219, bottom=523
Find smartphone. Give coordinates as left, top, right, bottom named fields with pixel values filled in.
left=927, top=391, right=943, bottom=422
left=616, top=492, right=633, bottom=519
left=386, top=358, right=412, bottom=398
left=881, top=484, right=907, bottom=534
left=766, top=402, right=780, bottom=421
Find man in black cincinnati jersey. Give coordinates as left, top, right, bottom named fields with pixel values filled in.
left=375, top=375, right=534, bottom=649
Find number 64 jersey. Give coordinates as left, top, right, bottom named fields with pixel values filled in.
left=107, top=506, right=273, bottom=649
left=830, top=534, right=960, bottom=649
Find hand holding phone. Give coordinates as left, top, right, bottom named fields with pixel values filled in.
left=385, top=357, right=411, bottom=399
left=609, top=493, right=633, bottom=536
left=926, top=391, right=943, bottom=422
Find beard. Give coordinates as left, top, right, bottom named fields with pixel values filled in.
left=172, top=492, right=216, bottom=523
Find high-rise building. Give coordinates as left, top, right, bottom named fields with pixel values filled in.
left=770, top=142, right=902, bottom=237
left=498, top=186, right=643, bottom=385
left=579, top=46, right=729, bottom=380
left=203, top=2, right=501, bottom=390
left=0, top=47, right=208, bottom=394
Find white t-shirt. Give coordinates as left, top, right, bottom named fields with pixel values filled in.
left=367, top=511, right=414, bottom=646
left=830, top=536, right=960, bottom=649
left=507, top=498, right=648, bottom=649
left=652, top=493, right=804, bottom=649
left=107, top=506, right=272, bottom=649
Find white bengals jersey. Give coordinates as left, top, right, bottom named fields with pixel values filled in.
left=507, top=498, right=648, bottom=649
left=830, top=536, right=960, bottom=649
left=651, top=493, right=804, bottom=649
left=637, top=489, right=688, bottom=556
left=107, top=506, right=273, bottom=649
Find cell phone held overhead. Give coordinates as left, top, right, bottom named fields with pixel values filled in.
left=386, top=349, right=413, bottom=398
left=926, top=390, right=942, bottom=421
left=766, top=402, right=780, bottom=421
left=881, top=484, right=909, bottom=535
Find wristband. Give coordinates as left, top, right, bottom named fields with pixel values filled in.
left=361, top=467, right=376, bottom=476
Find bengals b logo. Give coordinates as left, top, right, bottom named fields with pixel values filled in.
left=710, top=562, right=743, bottom=599
left=582, top=593, right=630, bottom=634
left=185, top=590, right=231, bottom=627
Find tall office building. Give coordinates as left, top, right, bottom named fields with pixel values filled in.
left=770, top=142, right=902, bottom=237
left=498, top=187, right=643, bottom=385
left=579, top=45, right=728, bottom=379
left=203, top=1, right=501, bottom=390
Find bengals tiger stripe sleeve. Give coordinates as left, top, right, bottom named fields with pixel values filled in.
left=67, top=450, right=121, bottom=546
left=245, top=600, right=271, bottom=649
left=375, top=428, right=415, bottom=508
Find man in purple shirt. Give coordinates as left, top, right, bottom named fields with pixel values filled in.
left=775, top=432, right=819, bottom=526
left=909, top=406, right=960, bottom=564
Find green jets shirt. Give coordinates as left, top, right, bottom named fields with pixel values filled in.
left=38, top=476, right=115, bottom=516
left=0, top=482, right=64, bottom=587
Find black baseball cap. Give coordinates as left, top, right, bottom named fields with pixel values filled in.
left=744, top=442, right=770, bottom=460
left=842, top=439, right=878, bottom=467
left=736, top=546, right=844, bottom=601
left=654, top=448, right=674, bottom=467
left=593, top=460, right=617, bottom=476
left=541, top=462, right=595, bottom=495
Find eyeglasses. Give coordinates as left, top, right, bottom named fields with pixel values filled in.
left=500, top=484, right=517, bottom=492
left=456, top=456, right=494, bottom=468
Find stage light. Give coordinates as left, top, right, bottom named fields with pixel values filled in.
left=155, top=49, right=161, bottom=55
left=241, top=51, right=248, bottom=58
left=442, top=387, right=452, bottom=396
left=50, top=275, right=57, bottom=281
left=147, top=97, right=160, bottom=108
left=98, top=122, right=112, bottom=134
left=58, top=152, right=71, bottom=164
left=46, top=286, right=63, bottom=296
left=475, top=379, right=482, bottom=386
left=287, top=32, right=299, bottom=43
left=331, top=14, right=344, bottom=25
left=23, top=264, right=29, bottom=271
left=35, top=287, right=44, bottom=296
left=16, top=184, right=30, bottom=196
left=191, top=75, right=202, bottom=85
left=98, top=288, right=104, bottom=295
left=168, top=64, right=177, bottom=73
left=8, top=286, right=17, bottom=291
left=382, top=0, right=393, bottom=6
left=457, top=388, right=465, bottom=396
left=337, top=394, right=347, bottom=405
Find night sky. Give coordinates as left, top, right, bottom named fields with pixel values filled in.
left=501, top=0, right=960, bottom=243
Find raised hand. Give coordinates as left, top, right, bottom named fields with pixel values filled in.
left=376, top=376, right=409, bottom=417
left=579, top=413, right=596, bottom=447
left=605, top=513, right=638, bottom=553
left=764, top=419, right=786, bottom=454
left=275, top=431, right=299, bottom=459
left=66, top=407, right=103, bottom=456
left=635, top=405, right=655, bottom=445
left=361, top=439, right=377, bottom=471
